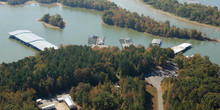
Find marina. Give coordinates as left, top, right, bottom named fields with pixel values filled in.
left=9, top=30, right=58, bottom=51
left=171, top=43, right=192, bottom=54
left=0, top=2, right=220, bottom=65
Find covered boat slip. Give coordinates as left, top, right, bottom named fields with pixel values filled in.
left=171, top=43, right=192, bottom=54
left=9, top=30, right=58, bottom=51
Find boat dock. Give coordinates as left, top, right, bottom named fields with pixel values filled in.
left=88, top=34, right=108, bottom=48
left=151, top=39, right=162, bottom=46
left=119, top=37, right=133, bottom=48
left=171, top=43, right=192, bottom=54
left=9, top=30, right=58, bottom=51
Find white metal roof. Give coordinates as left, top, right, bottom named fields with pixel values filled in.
left=171, top=43, right=192, bottom=54
left=64, top=96, right=76, bottom=108
left=152, top=39, right=161, bottom=44
left=15, top=33, right=44, bottom=43
left=9, top=30, right=58, bottom=51
left=178, top=43, right=192, bottom=48
left=30, top=41, right=58, bottom=51
left=8, top=30, right=31, bottom=36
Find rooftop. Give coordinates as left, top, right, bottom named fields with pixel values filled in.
left=9, top=30, right=58, bottom=51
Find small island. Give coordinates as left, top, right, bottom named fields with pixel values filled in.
left=39, top=13, right=65, bottom=29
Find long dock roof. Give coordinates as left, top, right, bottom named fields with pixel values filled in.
left=30, top=41, right=58, bottom=51
left=9, top=30, right=58, bottom=51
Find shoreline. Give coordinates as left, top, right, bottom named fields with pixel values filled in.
left=0, top=1, right=7, bottom=5
left=136, top=0, right=220, bottom=30
left=37, top=19, right=64, bottom=29
left=102, top=21, right=220, bottom=43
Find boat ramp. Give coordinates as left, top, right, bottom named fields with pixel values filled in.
left=171, top=43, right=192, bottom=54
left=9, top=30, right=58, bottom=51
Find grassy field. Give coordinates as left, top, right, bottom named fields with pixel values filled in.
left=145, top=80, right=158, bottom=110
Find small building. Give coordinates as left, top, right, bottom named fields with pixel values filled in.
left=64, top=96, right=76, bottom=110
left=36, top=99, right=42, bottom=104
left=151, top=39, right=162, bottom=46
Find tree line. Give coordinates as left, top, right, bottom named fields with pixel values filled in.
left=0, top=45, right=174, bottom=109
left=144, top=0, right=220, bottom=27
left=162, top=54, right=220, bottom=110
left=102, top=9, right=216, bottom=41
left=40, top=13, right=65, bottom=29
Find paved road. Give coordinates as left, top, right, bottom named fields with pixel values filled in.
left=145, top=75, right=165, bottom=110
left=145, top=61, right=178, bottom=110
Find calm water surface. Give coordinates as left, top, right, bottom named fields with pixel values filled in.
left=0, top=2, right=220, bottom=65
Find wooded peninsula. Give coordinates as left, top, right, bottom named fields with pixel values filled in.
left=143, top=0, right=220, bottom=27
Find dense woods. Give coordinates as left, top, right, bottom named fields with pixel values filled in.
left=40, top=13, right=65, bottom=29
left=0, top=45, right=174, bottom=109
left=144, top=0, right=220, bottom=27
left=70, top=77, right=147, bottom=109
left=162, top=54, right=220, bottom=110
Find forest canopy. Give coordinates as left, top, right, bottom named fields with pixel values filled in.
left=162, top=54, right=220, bottom=110
left=0, top=45, right=174, bottom=109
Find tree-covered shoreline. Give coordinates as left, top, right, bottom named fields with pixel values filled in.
left=143, top=0, right=220, bottom=27
left=40, top=13, right=65, bottom=29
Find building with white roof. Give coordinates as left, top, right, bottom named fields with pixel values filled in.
left=64, top=96, right=76, bottom=109
left=9, top=30, right=58, bottom=51
left=171, top=43, right=192, bottom=54
left=151, top=39, right=162, bottom=46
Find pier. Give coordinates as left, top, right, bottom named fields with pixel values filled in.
left=9, top=30, right=58, bottom=51
left=171, top=43, right=192, bottom=54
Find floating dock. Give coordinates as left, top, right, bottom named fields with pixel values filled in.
left=151, top=39, right=162, bottom=46
left=119, top=37, right=133, bottom=48
left=9, top=30, right=58, bottom=51
left=171, top=43, right=192, bottom=54
left=88, top=34, right=107, bottom=48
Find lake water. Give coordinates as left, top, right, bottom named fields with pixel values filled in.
left=0, top=2, right=220, bottom=65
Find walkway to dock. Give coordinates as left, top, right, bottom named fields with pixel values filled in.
left=9, top=30, right=58, bottom=51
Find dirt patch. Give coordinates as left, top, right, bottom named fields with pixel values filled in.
left=55, top=102, right=69, bottom=110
